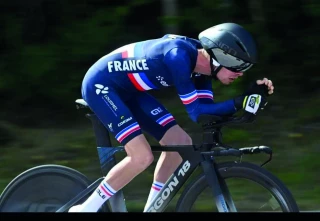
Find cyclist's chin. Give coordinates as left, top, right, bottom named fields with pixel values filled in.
left=219, top=79, right=231, bottom=85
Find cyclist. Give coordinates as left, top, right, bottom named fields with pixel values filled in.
left=69, top=22, right=274, bottom=212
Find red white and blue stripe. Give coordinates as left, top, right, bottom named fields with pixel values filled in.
left=115, top=122, right=140, bottom=143
left=98, top=181, right=116, bottom=197
left=116, top=43, right=157, bottom=91
left=156, top=114, right=175, bottom=126
left=179, top=90, right=198, bottom=105
left=128, top=73, right=158, bottom=91
left=121, top=43, right=136, bottom=58
left=196, top=90, right=213, bottom=99
left=108, top=43, right=136, bottom=58
left=152, top=181, right=164, bottom=191
left=179, top=90, right=213, bottom=105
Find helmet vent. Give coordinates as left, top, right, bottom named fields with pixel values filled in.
left=235, top=40, right=246, bottom=53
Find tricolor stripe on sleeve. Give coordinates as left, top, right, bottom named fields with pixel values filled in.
left=179, top=90, right=213, bottom=105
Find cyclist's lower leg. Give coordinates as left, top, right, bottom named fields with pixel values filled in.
left=143, top=125, right=192, bottom=211
left=69, top=134, right=154, bottom=212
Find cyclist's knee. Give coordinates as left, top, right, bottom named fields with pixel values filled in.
left=160, top=125, right=192, bottom=145
left=131, top=153, right=154, bottom=172
left=183, top=134, right=192, bottom=145
left=124, top=134, right=154, bottom=172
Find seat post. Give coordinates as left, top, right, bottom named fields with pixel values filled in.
left=85, top=113, right=118, bottom=175
left=85, top=113, right=112, bottom=147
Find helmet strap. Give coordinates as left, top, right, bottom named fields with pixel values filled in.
left=210, top=55, right=222, bottom=80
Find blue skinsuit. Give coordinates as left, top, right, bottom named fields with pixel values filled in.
left=81, top=34, right=237, bottom=145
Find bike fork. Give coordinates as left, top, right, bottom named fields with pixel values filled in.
left=201, top=156, right=236, bottom=212
left=217, top=171, right=237, bottom=212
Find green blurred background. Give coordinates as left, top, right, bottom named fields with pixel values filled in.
left=0, top=0, right=319, bottom=212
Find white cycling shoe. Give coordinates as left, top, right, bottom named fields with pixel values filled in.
left=68, top=204, right=83, bottom=212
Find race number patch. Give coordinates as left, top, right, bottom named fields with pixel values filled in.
left=244, top=94, right=261, bottom=114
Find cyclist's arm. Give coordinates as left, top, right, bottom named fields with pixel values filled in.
left=191, top=72, right=214, bottom=104
left=164, top=48, right=237, bottom=122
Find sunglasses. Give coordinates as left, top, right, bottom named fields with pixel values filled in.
left=211, top=48, right=253, bottom=73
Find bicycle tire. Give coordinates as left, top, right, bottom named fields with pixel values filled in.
left=0, top=164, right=110, bottom=212
left=176, top=161, right=299, bottom=212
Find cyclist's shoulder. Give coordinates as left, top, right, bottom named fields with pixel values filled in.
left=141, top=35, right=192, bottom=51
left=161, top=34, right=202, bottom=49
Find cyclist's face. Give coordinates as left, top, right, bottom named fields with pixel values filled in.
left=216, top=67, right=243, bottom=85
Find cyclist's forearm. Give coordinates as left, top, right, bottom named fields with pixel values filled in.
left=198, top=99, right=237, bottom=116
left=187, top=99, right=237, bottom=122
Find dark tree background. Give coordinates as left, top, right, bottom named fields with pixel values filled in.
left=0, top=0, right=319, bottom=211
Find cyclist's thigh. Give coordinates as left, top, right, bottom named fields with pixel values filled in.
left=125, top=92, right=177, bottom=141
left=82, top=83, right=143, bottom=146
left=159, top=124, right=192, bottom=145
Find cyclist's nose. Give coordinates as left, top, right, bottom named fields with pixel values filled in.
left=237, top=72, right=243, bottom=76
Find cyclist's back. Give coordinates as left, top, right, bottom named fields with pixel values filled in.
left=81, top=34, right=208, bottom=147
left=83, top=34, right=201, bottom=94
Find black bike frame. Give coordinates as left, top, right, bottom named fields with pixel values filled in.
left=56, top=111, right=233, bottom=213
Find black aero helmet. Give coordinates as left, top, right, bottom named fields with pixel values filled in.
left=198, top=23, right=258, bottom=76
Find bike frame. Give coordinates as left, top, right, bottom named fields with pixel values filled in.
left=56, top=112, right=235, bottom=212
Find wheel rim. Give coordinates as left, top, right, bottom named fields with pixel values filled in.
left=0, top=172, right=89, bottom=212
left=190, top=176, right=291, bottom=212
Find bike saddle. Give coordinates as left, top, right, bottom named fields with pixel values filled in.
left=75, top=99, right=89, bottom=109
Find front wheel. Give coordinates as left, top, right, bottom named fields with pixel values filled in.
left=176, top=161, right=299, bottom=212
left=0, top=164, right=105, bottom=212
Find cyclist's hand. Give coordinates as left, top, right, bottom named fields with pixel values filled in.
left=256, top=77, right=274, bottom=95
left=234, top=77, right=272, bottom=112
left=244, top=78, right=274, bottom=97
left=242, top=94, right=267, bottom=115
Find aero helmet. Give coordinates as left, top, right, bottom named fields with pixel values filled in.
left=198, top=23, right=258, bottom=77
